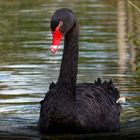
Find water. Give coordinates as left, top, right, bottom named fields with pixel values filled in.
left=0, top=0, right=140, bottom=139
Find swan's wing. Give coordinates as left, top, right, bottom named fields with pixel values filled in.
left=75, top=78, right=121, bottom=131
left=49, top=81, right=57, bottom=90
left=76, top=78, right=120, bottom=100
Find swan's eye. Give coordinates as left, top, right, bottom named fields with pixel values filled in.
left=59, top=21, right=63, bottom=26
left=58, top=21, right=64, bottom=33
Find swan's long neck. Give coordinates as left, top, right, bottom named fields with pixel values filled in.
left=57, top=23, right=79, bottom=99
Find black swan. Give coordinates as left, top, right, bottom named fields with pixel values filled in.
left=38, top=8, right=121, bottom=134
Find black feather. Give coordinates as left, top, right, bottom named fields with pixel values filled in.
left=49, top=82, right=56, bottom=90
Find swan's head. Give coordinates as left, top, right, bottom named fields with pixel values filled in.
left=50, top=8, right=76, bottom=53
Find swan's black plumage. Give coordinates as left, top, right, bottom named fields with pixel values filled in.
left=38, top=8, right=121, bottom=134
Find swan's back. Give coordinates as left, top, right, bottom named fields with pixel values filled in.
left=75, top=78, right=121, bottom=132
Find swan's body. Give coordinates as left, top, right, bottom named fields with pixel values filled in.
left=38, top=8, right=121, bottom=134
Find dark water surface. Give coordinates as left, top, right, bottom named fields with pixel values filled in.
left=0, top=0, right=140, bottom=139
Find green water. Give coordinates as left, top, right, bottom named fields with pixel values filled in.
left=0, top=0, right=140, bottom=139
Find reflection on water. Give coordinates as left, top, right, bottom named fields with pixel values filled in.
left=0, top=0, right=140, bottom=139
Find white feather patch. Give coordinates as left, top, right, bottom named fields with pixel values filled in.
left=116, top=97, right=126, bottom=104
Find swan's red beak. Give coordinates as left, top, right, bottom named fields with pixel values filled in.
left=50, top=24, right=62, bottom=54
